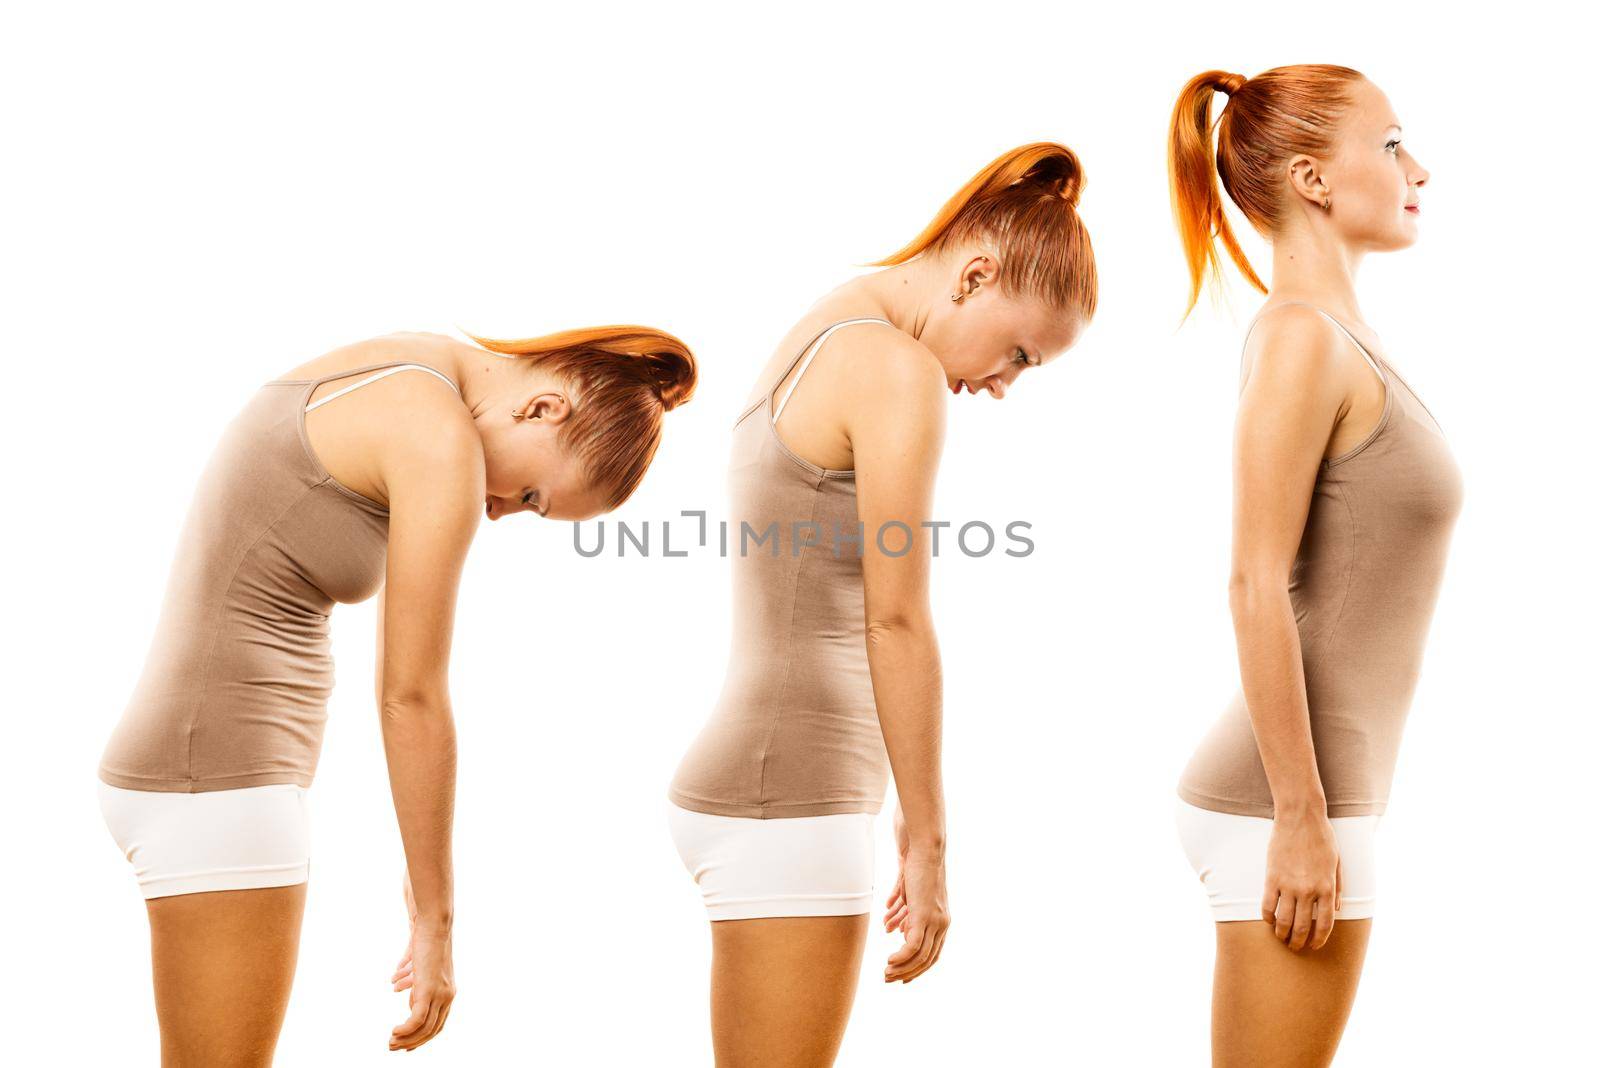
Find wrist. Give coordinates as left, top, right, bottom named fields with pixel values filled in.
left=906, top=831, right=946, bottom=857
left=1271, top=794, right=1328, bottom=821
left=413, top=909, right=453, bottom=934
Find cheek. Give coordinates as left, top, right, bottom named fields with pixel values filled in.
left=476, top=436, right=511, bottom=493
left=928, top=311, right=967, bottom=353
left=1387, top=166, right=1409, bottom=202
left=957, top=316, right=1011, bottom=374
left=922, top=317, right=969, bottom=374
left=1346, top=169, right=1406, bottom=230
left=480, top=432, right=538, bottom=496
left=482, top=466, right=513, bottom=499
left=1376, top=162, right=1408, bottom=204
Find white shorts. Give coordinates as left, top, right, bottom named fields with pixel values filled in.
left=1174, top=798, right=1379, bottom=922
left=97, top=779, right=312, bottom=899
left=667, top=801, right=875, bottom=921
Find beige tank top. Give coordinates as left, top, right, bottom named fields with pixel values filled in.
left=97, top=361, right=461, bottom=793
left=668, top=318, right=893, bottom=819
left=1177, top=304, right=1464, bottom=818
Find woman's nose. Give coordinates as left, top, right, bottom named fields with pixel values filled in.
left=1405, top=150, right=1429, bottom=187
left=485, top=496, right=520, bottom=521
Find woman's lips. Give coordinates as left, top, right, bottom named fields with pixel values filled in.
left=1404, top=204, right=1420, bottom=214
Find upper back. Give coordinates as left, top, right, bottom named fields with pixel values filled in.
left=739, top=313, right=933, bottom=475
left=281, top=331, right=462, bottom=385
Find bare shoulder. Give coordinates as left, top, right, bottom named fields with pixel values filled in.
left=1242, top=304, right=1350, bottom=394
left=376, top=376, right=484, bottom=506
left=831, top=321, right=947, bottom=415
left=389, top=389, right=480, bottom=466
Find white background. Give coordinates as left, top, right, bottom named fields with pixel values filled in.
left=5, top=2, right=1595, bottom=1064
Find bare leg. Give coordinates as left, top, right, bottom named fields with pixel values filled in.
left=145, top=883, right=309, bottom=1068
left=708, top=914, right=869, bottom=1068
left=1212, top=917, right=1372, bottom=1068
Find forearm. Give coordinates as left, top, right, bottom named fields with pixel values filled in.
left=379, top=697, right=457, bottom=927
left=865, top=614, right=945, bottom=852
left=1229, top=580, right=1326, bottom=816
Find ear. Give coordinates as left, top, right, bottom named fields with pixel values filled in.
left=522, top=390, right=573, bottom=425
left=955, top=252, right=1001, bottom=299
left=1286, top=153, right=1330, bottom=211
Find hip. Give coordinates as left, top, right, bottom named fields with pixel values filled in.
left=1173, top=796, right=1380, bottom=921
left=666, top=800, right=876, bottom=920
left=97, top=776, right=313, bottom=899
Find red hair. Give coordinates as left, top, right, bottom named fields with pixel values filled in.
left=464, top=325, right=697, bottom=510
left=873, top=142, right=1098, bottom=320
left=1169, top=65, right=1366, bottom=319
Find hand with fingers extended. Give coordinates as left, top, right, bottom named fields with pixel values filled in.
left=1261, top=809, right=1343, bottom=952
left=390, top=869, right=418, bottom=995
left=882, top=810, right=949, bottom=984
left=883, top=802, right=912, bottom=938
left=391, top=936, right=413, bottom=995
left=388, top=869, right=456, bottom=1051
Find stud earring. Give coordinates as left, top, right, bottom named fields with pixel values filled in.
left=1321, top=196, right=1332, bottom=212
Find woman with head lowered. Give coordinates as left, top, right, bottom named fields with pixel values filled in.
left=666, top=142, right=1097, bottom=1067
left=97, top=324, right=696, bottom=1061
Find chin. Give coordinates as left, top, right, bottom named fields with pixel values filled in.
left=1390, top=225, right=1420, bottom=251
left=1369, top=222, right=1418, bottom=253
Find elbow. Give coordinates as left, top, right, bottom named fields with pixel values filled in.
left=380, top=692, right=453, bottom=724
left=1227, top=568, right=1287, bottom=618
left=865, top=610, right=935, bottom=650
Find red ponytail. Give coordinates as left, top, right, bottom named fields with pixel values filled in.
left=874, top=142, right=1097, bottom=320
left=1169, top=64, right=1365, bottom=320
left=465, top=325, right=697, bottom=509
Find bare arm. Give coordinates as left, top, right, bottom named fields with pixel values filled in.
left=375, top=585, right=387, bottom=706
left=373, top=403, right=482, bottom=1044
left=1229, top=307, right=1356, bottom=951
left=1229, top=309, right=1350, bottom=816
left=841, top=325, right=950, bottom=982
left=846, top=328, right=948, bottom=850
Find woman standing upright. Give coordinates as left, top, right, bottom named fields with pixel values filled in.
left=1168, top=66, right=1463, bottom=1066
left=667, top=143, right=1097, bottom=1067
left=97, top=325, right=695, bottom=1063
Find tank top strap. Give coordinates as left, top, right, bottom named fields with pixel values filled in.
left=304, top=361, right=461, bottom=414
left=1240, top=301, right=1386, bottom=385
left=742, top=317, right=892, bottom=428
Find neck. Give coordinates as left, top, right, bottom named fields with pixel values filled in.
left=446, top=338, right=542, bottom=420
left=845, top=254, right=948, bottom=340
left=1267, top=218, right=1366, bottom=323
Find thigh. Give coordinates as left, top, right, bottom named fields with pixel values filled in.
left=100, top=781, right=317, bottom=1067
left=669, top=805, right=877, bottom=1066
left=146, top=883, right=309, bottom=1068
left=710, top=914, right=869, bottom=1068
left=1212, top=917, right=1372, bottom=1068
